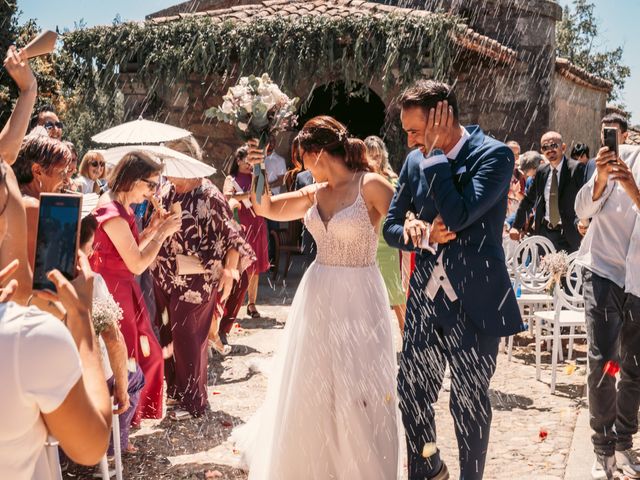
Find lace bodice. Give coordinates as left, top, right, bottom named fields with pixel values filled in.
left=304, top=190, right=378, bottom=268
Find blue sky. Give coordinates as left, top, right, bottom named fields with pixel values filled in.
left=17, top=0, right=640, bottom=123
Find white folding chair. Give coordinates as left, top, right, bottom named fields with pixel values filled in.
left=505, top=236, right=556, bottom=361
left=98, top=408, right=123, bottom=480
left=533, top=253, right=586, bottom=394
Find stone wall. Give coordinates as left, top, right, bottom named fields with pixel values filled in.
left=550, top=72, right=607, bottom=155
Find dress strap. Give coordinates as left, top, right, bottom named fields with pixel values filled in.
left=357, top=172, right=366, bottom=198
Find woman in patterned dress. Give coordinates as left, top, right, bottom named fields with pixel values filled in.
left=151, top=175, right=255, bottom=418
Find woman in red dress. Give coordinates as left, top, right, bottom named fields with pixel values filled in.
left=91, top=152, right=181, bottom=422
left=223, top=146, right=270, bottom=318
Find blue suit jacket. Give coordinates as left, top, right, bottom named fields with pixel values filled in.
left=383, top=125, right=524, bottom=337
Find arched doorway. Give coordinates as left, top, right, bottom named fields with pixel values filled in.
left=298, top=82, right=386, bottom=139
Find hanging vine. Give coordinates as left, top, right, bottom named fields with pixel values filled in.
left=58, top=12, right=462, bottom=156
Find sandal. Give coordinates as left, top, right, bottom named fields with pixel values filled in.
left=247, top=303, right=261, bottom=319
left=208, top=338, right=232, bottom=356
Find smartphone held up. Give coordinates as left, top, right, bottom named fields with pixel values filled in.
left=32, top=194, right=82, bottom=292
left=603, top=127, right=619, bottom=160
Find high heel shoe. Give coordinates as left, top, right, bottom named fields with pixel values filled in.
left=209, top=337, right=232, bottom=356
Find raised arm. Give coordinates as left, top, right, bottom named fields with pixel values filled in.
left=102, top=214, right=180, bottom=275
left=251, top=185, right=317, bottom=222
left=0, top=47, right=37, bottom=166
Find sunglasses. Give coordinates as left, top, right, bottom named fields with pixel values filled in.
left=89, top=161, right=105, bottom=168
left=541, top=143, right=559, bottom=152
left=43, top=121, right=64, bottom=130
left=140, top=178, right=159, bottom=191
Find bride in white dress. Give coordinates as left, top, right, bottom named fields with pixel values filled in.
left=232, top=116, right=400, bottom=479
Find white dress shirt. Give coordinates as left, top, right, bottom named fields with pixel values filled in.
left=575, top=145, right=640, bottom=297
left=264, top=152, right=287, bottom=195
left=423, top=127, right=470, bottom=302
left=544, top=158, right=564, bottom=225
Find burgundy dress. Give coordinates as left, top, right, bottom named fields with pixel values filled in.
left=151, top=180, right=255, bottom=415
left=90, top=201, right=164, bottom=422
left=233, top=172, right=270, bottom=274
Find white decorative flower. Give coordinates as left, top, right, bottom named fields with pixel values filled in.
left=180, top=290, right=203, bottom=304
left=92, top=296, right=124, bottom=335
left=238, top=122, right=248, bottom=132
left=220, top=100, right=234, bottom=114
left=196, top=198, right=209, bottom=219
left=230, top=85, right=247, bottom=99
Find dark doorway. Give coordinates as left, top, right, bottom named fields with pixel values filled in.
left=298, top=82, right=386, bottom=139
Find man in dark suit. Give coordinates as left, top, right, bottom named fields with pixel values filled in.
left=509, top=132, right=585, bottom=252
left=384, top=80, right=524, bottom=480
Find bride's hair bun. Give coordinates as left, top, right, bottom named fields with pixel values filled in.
left=294, top=116, right=372, bottom=173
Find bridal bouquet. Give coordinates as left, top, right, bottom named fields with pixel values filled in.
left=540, top=251, right=570, bottom=295
left=92, top=296, right=124, bottom=336
left=206, top=74, right=298, bottom=202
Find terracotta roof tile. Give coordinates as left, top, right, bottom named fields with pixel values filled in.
left=556, top=57, right=612, bottom=93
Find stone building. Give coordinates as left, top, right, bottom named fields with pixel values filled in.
left=115, top=0, right=611, bottom=172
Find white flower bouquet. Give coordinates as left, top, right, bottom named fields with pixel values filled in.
left=92, top=296, right=124, bottom=336
left=206, top=74, right=298, bottom=202
left=540, top=251, right=570, bottom=295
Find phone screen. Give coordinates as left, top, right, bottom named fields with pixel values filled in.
left=32, top=194, right=82, bottom=292
left=603, top=127, right=618, bottom=156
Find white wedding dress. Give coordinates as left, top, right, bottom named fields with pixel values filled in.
left=232, top=183, right=400, bottom=479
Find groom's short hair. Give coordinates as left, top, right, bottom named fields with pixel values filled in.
left=399, top=80, right=459, bottom=120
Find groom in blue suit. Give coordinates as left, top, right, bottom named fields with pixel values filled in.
left=383, top=81, right=524, bottom=480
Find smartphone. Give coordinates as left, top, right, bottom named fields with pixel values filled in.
left=32, top=194, right=82, bottom=292
left=603, top=127, right=618, bottom=158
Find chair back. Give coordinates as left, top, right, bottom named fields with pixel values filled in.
left=511, top=235, right=556, bottom=293
left=554, top=252, right=585, bottom=312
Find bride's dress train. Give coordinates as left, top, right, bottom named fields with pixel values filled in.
left=232, top=186, right=400, bottom=479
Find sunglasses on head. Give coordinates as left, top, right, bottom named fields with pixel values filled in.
left=541, top=143, right=559, bottom=152
left=43, top=121, right=64, bottom=130
left=140, top=178, right=159, bottom=191
left=89, top=161, right=105, bottom=168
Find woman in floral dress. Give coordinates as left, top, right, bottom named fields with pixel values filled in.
left=151, top=175, right=255, bottom=418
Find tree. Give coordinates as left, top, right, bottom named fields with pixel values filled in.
left=0, top=3, right=66, bottom=127
left=556, top=0, right=630, bottom=106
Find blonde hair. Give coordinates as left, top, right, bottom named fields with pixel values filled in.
left=364, top=136, right=397, bottom=180
left=165, top=135, right=203, bottom=161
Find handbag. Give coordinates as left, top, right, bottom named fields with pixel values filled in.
left=176, top=254, right=207, bottom=275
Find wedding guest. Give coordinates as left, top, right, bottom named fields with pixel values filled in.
left=575, top=140, right=640, bottom=478
left=506, top=140, right=525, bottom=217
left=0, top=44, right=39, bottom=304
left=0, top=45, right=111, bottom=476
left=571, top=143, right=590, bottom=164
left=151, top=175, right=254, bottom=418
left=77, top=150, right=107, bottom=194
left=60, top=141, right=80, bottom=192
left=510, top=131, right=585, bottom=252
left=90, top=151, right=181, bottom=423
left=214, top=269, right=250, bottom=349
left=80, top=213, right=145, bottom=454
left=12, top=132, right=72, bottom=268
left=29, top=103, right=63, bottom=140
left=365, top=135, right=405, bottom=335
left=223, top=146, right=270, bottom=318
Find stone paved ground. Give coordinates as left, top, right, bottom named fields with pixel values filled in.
left=66, top=256, right=596, bottom=480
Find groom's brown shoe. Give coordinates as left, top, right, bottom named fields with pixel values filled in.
left=428, top=462, right=450, bottom=480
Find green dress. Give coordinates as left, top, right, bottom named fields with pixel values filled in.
left=376, top=178, right=405, bottom=306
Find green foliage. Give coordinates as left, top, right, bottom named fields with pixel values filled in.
left=556, top=0, right=630, bottom=104
left=58, top=13, right=459, bottom=160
